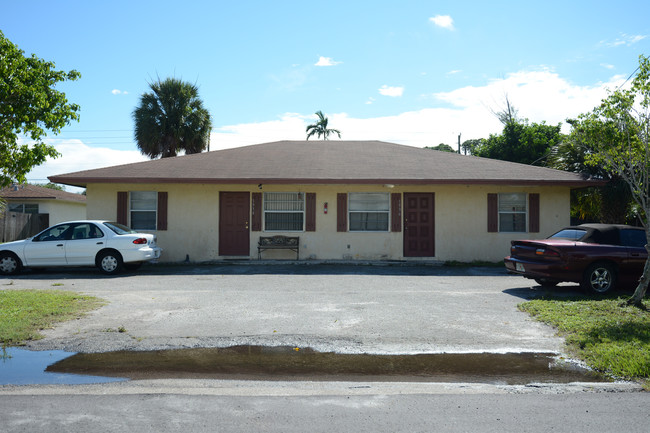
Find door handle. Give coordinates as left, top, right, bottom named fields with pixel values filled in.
left=56, top=244, right=64, bottom=247
left=96, top=242, right=104, bottom=245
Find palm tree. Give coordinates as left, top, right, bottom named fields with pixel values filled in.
left=133, top=78, right=212, bottom=158
left=305, top=110, right=341, bottom=140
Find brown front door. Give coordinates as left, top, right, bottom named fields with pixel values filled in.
left=219, top=192, right=250, bottom=256
left=403, top=193, right=435, bottom=257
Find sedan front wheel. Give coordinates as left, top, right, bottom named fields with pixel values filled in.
left=582, top=262, right=616, bottom=295
left=97, top=250, right=124, bottom=275
left=0, top=252, right=21, bottom=275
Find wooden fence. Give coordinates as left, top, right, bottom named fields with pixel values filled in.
left=0, top=212, right=49, bottom=243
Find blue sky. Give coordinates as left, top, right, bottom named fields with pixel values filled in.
left=1, top=0, right=649, bottom=184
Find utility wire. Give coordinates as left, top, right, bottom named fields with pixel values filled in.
left=616, top=64, right=642, bottom=91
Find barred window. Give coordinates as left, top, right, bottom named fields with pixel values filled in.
left=264, top=192, right=304, bottom=231
left=499, top=193, right=526, bottom=232
left=349, top=192, right=389, bottom=232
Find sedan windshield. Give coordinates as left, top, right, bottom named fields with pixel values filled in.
left=104, top=222, right=138, bottom=235
left=549, top=229, right=586, bottom=241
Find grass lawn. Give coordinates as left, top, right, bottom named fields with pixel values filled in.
left=0, top=289, right=104, bottom=346
left=519, top=296, right=650, bottom=382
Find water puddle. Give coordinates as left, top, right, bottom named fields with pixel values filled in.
left=38, top=345, right=608, bottom=385
left=0, top=348, right=126, bottom=385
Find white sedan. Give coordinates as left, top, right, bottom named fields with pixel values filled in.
left=0, top=220, right=162, bottom=275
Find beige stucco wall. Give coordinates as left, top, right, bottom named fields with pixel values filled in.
left=86, top=183, right=570, bottom=263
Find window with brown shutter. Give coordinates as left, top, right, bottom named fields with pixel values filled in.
left=157, top=192, right=168, bottom=231
left=118, top=191, right=168, bottom=230
left=528, top=193, right=540, bottom=233
left=487, top=193, right=498, bottom=233
left=337, top=193, right=347, bottom=232
left=251, top=192, right=262, bottom=231
left=391, top=193, right=401, bottom=232
left=117, top=191, right=128, bottom=225
left=306, top=193, right=316, bottom=231
left=488, top=192, right=536, bottom=233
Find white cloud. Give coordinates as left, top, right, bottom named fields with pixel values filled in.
left=26, top=139, right=148, bottom=191
left=379, top=85, right=404, bottom=97
left=432, top=68, right=624, bottom=132
left=602, top=33, right=648, bottom=47
left=315, top=56, right=342, bottom=67
left=600, top=63, right=615, bottom=70
left=211, top=113, right=309, bottom=148
left=208, top=69, right=622, bottom=150
left=429, top=15, right=454, bottom=30
left=111, top=89, right=128, bottom=95
left=629, top=34, right=648, bottom=44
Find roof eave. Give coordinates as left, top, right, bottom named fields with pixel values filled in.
left=48, top=176, right=602, bottom=188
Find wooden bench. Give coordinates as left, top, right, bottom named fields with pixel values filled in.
left=258, top=235, right=300, bottom=260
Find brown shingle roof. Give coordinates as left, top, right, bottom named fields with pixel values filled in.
left=48, top=140, right=596, bottom=187
left=0, top=184, right=86, bottom=202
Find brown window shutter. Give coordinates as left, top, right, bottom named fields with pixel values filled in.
left=117, top=191, right=128, bottom=225
left=337, top=193, right=347, bottom=232
left=251, top=192, right=262, bottom=231
left=306, top=193, right=316, bottom=231
left=391, top=193, right=401, bottom=232
left=487, top=193, right=498, bottom=232
left=529, top=193, right=540, bottom=233
left=157, top=192, right=168, bottom=231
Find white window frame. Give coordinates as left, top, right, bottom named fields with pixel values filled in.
left=263, top=192, right=305, bottom=232
left=498, top=193, right=527, bottom=233
left=348, top=192, right=390, bottom=232
left=130, top=191, right=157, bottom=231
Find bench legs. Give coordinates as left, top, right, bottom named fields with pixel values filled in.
left=257, top=248, right=299, bottom=260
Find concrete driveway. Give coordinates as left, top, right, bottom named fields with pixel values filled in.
left=2, top=263, right=568, bottom=355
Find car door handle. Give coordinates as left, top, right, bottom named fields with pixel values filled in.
left=56, top=244, right=64, bottom=247
left=96, top=242, right=104, bottom=245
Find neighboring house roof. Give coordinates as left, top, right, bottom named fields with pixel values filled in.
left=48, top=140, right=597, bottom=187
left=0, top=184, right=86, bottom=203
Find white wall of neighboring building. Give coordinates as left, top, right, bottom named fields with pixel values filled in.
left=37, top=200, right=87, bottom=224
left=5, top=199, right=87, bottom=225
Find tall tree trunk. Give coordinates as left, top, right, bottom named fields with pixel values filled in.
left=626, top=227, right=650, bottom=307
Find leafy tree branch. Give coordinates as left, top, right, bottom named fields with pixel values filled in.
left=0, top=30, right=80, bottom=188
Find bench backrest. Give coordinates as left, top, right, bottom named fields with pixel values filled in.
left=258, top=235, right=299, bottom=246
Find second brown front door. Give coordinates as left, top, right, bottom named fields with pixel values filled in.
left=219, top=192, right=250, bottom=256
left=403, top=193, right=435, bottom=257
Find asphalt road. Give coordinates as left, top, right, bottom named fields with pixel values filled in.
left=1, top=263, right=648, bottom=432
left=0, top=380, right=647, bottom=432
left=4, top=263, right=565, bottom=355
